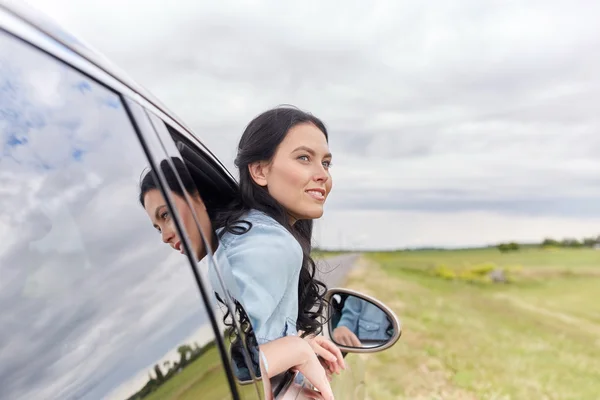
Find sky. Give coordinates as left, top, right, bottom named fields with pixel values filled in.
left=23, top=0, right=600, bottom=250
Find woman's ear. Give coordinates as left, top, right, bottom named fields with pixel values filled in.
left=248, top=161, right=269, bottom=187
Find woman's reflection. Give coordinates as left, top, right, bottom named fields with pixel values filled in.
left=139, top=158, right=214, bottom=260
left=332, top=295, right=393, bottom=348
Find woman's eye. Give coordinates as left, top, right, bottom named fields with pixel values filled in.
left=322, top=160, right=332, bottom=169
left=298, top=155, right=310, bottom=162
left=160, top=211, right=169, bottom=220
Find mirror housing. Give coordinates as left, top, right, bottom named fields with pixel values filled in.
left=324, top=288, right=402, bottom=353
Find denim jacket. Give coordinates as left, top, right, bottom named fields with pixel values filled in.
left=208, top=209, right=303, bottom=346
left=337, top=295, right=392, bottom=341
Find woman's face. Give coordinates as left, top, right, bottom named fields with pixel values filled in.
left=253, top=122, right=333, bottom=221
left=143, top=189, right=210, bottom=260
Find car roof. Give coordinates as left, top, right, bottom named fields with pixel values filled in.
left=0, top=0, right=237, bottom=186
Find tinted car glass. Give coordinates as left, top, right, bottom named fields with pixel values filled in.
left=0, top=31, right=233, bottom=399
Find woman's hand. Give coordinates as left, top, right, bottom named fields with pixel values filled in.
left=258, top=336, right=334, bottom=400
left=304, top=335, right=346, bottom=377
left=332, top=326, right=362, bottom=347
left=293, top=340, right=335, bottom=400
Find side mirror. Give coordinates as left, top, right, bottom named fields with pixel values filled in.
left=325, top=288, right=401, bottom=353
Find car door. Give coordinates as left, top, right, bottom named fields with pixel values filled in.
left=0, top=25, right=239, bottom=400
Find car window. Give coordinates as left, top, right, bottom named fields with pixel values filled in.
left=135, top=111, right=263, bottom=399
left=0, top=30, right=235, bottom=399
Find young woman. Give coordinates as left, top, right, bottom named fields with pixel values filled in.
left=140, top=106, right=343, bottom=400
left=211, top=106, right=345, bottom=396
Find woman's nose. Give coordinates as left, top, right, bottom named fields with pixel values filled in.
left=313, top=167, right=330, bottom=183
left=161, top=227, right=174, bottom=244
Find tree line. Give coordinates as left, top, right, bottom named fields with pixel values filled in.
left=541, top=235, right=600, bottom=248
left=497, top=234, right=600, bottom=252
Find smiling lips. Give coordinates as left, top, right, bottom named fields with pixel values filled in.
left=306, top=188, right=326, bottom=201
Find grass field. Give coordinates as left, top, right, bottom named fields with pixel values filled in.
left=343, top=248, right=600, bottom=400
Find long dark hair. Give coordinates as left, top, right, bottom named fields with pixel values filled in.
left=139, top=158, right=197, bottom=208
left=213, top=105, right=329, bottom=337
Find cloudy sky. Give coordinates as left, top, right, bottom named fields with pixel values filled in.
left=24, top=0, right=600, bottom=249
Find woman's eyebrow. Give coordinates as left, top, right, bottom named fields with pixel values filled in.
left=292, top=146, right=332, bottom=158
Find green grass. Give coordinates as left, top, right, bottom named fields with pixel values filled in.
left=142, top=346, right=258, bottom=400
left=368, top=247, right=600, bottom=271
left=143, top=347, right=229, bottom=400
left=346, top=248, right=600, bottom=400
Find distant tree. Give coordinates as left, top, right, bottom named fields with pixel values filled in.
left=154, top=364, right=164, bottom=382
left=561, top=238, right=582, bottom=248
left=498, top=242, right=519, bottom=253
left=541, top=238, right=560, bottom=247
left=583, top=237, right=597, bottom=247
left=177, top=344, right=193, bottom=366
left=193, top=342, right=202, bottom=354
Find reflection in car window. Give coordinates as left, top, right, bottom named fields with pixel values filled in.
left=0, top=31, right=232, bottom=399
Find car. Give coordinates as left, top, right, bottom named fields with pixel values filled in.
left=0, top=2, right=401, bottom=399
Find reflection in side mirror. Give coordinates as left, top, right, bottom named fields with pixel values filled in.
left=326, top=289, right=401, bottom=352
